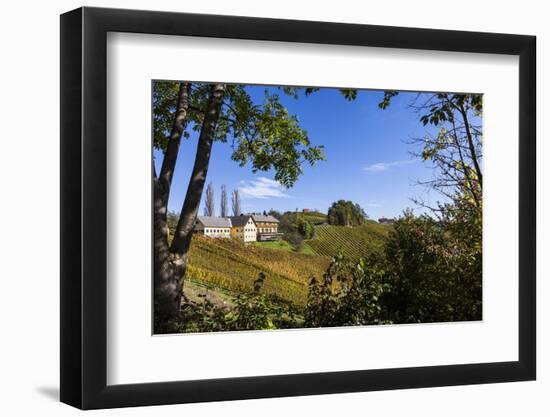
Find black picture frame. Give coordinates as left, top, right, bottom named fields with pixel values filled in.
left=60, top=6, right=536, bottom=410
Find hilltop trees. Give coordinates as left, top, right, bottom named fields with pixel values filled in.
left=267, top=209, right=282, bottom=220
left=327, top=200, right=367, bottom=226
left=153, top=82, right=328, bottom=321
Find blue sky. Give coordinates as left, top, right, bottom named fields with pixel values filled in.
left=154, top=86, right=443, bottom=220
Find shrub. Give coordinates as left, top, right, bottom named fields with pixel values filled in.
left=381, top=210, right=482, bottom=323
left=304, top=209, right=482, bottom=327
left=155, top=272, right=302, bottom=334
left=283, top=231, right=304, bottom=249
left=280, top=213, right=315, bottom=240
left=305, top=255, right=391, bottom=327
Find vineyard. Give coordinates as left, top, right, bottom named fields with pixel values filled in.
left=187, top=235, right=331, bottom=305
left=305, top=222, right=391, bottom=261
left=184, top=221, right=391, bottom=306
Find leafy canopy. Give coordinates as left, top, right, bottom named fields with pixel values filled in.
left=153, top=82, right=327, bottom=188
left=378, top=91, right=483, bottom=124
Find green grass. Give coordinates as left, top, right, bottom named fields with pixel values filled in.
left=298, top=244, right=317, bottom=255
left=253, top=240, right=294, bottom=252
left=255, top=239, right=317, bottom=255
left=305, top=221, right=391, bottom=262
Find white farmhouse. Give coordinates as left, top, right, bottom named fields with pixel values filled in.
left=229, top=215, right=257, bottom=243
left=194, top=216, right=232, bottom=238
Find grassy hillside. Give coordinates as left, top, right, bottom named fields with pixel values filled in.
left=305, top=221, right=391, bottom=262
left=253, top=240, right=295, bottom=252
left=254, top=239, right=316, bottom=255
left=299, top=211, right=327, bottom=225
left=187, top=236, right=331, bottom=305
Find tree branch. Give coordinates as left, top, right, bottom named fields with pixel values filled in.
left=457, top=102, right=483, bottom=188
left=158, top=82, right=191, bottom=206
left=171, top=83, right=226, bottom=256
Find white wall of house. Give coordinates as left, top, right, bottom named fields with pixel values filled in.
left=257, top=225, right=278, bottom=233
left=243, top=218, right=257, bottom=242
left=203, top=227, right=231, bottom=238
left=232, top=218, right=257, bottom=242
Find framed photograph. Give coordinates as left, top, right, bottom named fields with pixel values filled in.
left=60, top=6, right=536, bottom=409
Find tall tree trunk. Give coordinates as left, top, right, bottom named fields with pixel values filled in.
left=154, top=82, right=191, bottom=323
left=155, top=83, right=226, bottom=321
left=458, top=103, right=483, bottom=189
left=450, top=117, right=481, bottom=208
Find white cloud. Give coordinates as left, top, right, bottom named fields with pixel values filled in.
left=239, top=177, right=290, bottom=200
left=364, top=162, right=391, bottom=172
left=366, top=201, right=382, bottom=208
left=363, top=160, right=414, bottom=172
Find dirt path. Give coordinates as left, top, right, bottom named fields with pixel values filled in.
left=182, top=279, right=236, bottom=310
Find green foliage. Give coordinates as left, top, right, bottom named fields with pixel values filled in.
left=381, top=210, right=482, bottom=323
left=305, top=256, right=392, bottom=327
left=253, top=240, right=295, bottom=252
left=340, top=89, right=358, bottom=101
left=378, top=91, right=482, bottom=121
left=327, top=200, right=367, bottom=226
left=166, top=211, right=179, bottom=234
left=224, top=273, right=301, bottom=330
left=282, top=231, right=304, bottom=249
left=303, top=87, right=357, bottom=101
left=378, top=91, right=399, bottom=109
left=280, top=213, right=316, bottom=240
left=152, top=81, right=181, bottom=151
left=267, top=209, right=282, bottom=220
left=155, top=294, right=228, bottom=334
left=417, top=93, right=482, bottom=126
left=228, top=88, right=325, bottom=187
left=153, top=81, right=327, bottom=188
left=153, top=82, right=367, bottom=188
left=297, top=217, right=315, bottom=239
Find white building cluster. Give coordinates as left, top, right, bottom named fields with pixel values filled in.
left=194, top=214, right=281, bottom=243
